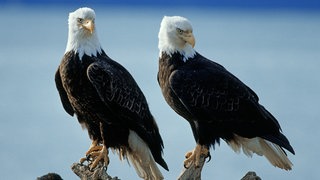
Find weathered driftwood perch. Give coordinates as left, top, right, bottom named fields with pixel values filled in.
left=71, top=162, right=120, bottom=180
left=39, top=158, right=261, bottom=180
left=178, top=154, right=206, bottom=180
left=177, top=155, right=261, bottom=180
left=241, top=171, right=261, bottom=180
left=70, top=159, right=260, bottom=180
left=37, top=173, right=63, bottom=180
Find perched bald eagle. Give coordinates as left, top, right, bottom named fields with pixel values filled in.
left=55, top=7, right=168, bottom=179
left=157, top=16, right=295, bottom=170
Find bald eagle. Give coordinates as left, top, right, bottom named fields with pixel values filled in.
left=55, top=7, right=168, bottom=179
left=157, top=16, right=294, bottom=170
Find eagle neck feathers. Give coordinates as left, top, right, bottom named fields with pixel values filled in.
left=65, top=30, right=102, bottom=61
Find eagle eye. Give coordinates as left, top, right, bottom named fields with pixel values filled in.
left=176, top=28, right=183, bottom=34
left=77, top=18, right=84, bottom=23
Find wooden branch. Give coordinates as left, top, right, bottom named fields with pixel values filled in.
left=71, top=162, right=120, bottom=180
left=241, top=171, right=261, bottom=180
left=177, top=155, right=261, bottom=180
left=38, top=160, right=261, bottom=180
left=37, top=173, right=63, bottom=180
left=177, top=154, right=206, bottom=180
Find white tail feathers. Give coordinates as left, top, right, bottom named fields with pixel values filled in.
left=227, top=134, right=293, bottom=170
left=126, top=130, right=164, bottom=180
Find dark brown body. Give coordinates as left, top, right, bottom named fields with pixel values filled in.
left=158, top=51, right=294, bottom=154
left=55, top=50, right=168, bottom=170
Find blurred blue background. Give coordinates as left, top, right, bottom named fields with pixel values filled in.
left=1, top=0, right=320, bottom=9
left=0, top=0, right=319, bottom=180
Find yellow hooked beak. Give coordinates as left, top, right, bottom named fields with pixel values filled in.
left=182, top=32, right=195, bottom=48
left=82, top=19, right=94, bottom=34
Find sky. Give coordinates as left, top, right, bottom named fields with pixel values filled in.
left=1, top=0, right=320, bottom=9
left=0, top=1, right=319, bottom=180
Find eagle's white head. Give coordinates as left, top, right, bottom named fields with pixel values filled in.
left=65, top=7, right=102, bottom=60
left=158, top=16, right=196, bottom=61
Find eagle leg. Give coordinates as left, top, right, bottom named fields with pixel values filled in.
left=79, top=139, right=103, bottom=164
left=184, top=144, right=209, bottom=168
left=86, top=139, right=103, bottom=155
left=88, top=145, right=109, bottom=170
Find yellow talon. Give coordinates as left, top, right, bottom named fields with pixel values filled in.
left=79, top=139, right=102, bottom=164
left=79, top=157, right=87, bottom=164
left=89, top=145, right=109, bottom=170
left=185, top=151, right=193, bottom=159
left=86, top=144, right=103, bottom=155
left=184, top=144, right=209, bottom=168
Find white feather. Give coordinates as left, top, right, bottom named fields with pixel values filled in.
left=126, top=130, right=164, bottom=180
left=65, top=7, right=102, bottom=60
left=158, top=16, right=196, bottom=61
left=227, top=134, right=293, bottom=170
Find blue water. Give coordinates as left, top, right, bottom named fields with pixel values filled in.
left=0, top=5, right=319, bottom=180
